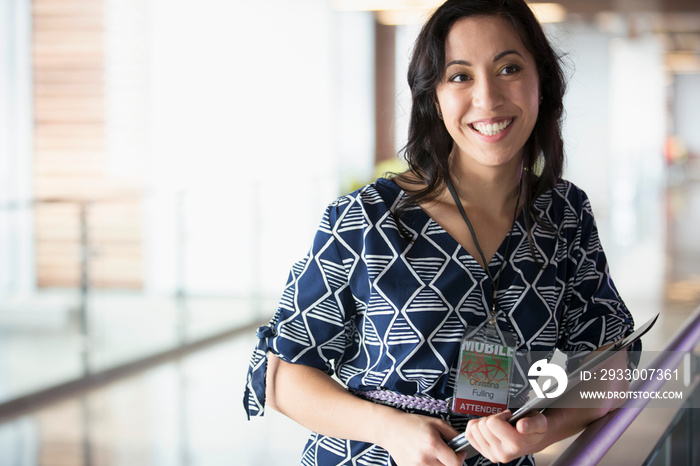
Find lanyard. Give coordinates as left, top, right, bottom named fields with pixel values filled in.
left=445, top=177, right=522, bottom=325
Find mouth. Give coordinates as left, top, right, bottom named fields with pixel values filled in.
left=469, top=118, right=514, bottom=136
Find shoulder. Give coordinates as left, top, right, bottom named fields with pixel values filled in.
left=533, top=179, right=593, bottom=220
left=349, top=177, right=403, bottom=205
left=530, top=179, right=600, bottom=243
left=322, top=177, right=404, bottom=229
left=554, top=180, right=591, bottom=209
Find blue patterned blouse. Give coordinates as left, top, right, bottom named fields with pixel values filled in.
left=244, top=177, right=634, bottom=466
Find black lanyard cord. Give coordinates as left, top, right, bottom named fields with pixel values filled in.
left=445, top=176, right=522, bottom=319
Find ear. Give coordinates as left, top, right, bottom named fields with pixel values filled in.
left=434, top=101, right=443, bottom=120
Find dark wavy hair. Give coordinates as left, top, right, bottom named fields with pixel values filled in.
left=394, top=0, right=566, bottom=244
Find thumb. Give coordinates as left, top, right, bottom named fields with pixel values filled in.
left=516, top=411, right=547, bottom=435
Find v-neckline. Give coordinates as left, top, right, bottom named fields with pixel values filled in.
left=379, top=177, right=524, bottom=275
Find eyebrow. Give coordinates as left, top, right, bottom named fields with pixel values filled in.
left=445, top=50, right=524, bottom=69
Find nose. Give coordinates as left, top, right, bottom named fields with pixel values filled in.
left=472, top=77, right=504, bottom=110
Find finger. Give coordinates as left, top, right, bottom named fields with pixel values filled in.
left=466, top=418, right=490, bottom=453
left=494, top=409, right=513, bottom=422
left=435, top=443, right=467, bottom=466
left=471, top=417, right=508, bottom=464
left=482, top=410, right=519, bottom=439
left=431, top=420, right=466, bottom=466
left=479, top=414, right=506, bottom=448
left=457, top=450, right=468, bottom=464
left=482, top=409, right=515, bottom=436
left=516, top=411, right=547, bottom=435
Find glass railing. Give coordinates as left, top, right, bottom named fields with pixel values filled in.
left=0, top=188, right=295, bottom=409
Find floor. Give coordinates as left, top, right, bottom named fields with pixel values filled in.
left=0, top=173, right=699, bottom=465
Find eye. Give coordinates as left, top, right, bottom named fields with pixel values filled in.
left=499, top=65, right=520, bottom=76
left=448, top=73, right=472, bottom=83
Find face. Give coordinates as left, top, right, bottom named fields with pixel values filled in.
left=435, top=15, right=540, bottom=172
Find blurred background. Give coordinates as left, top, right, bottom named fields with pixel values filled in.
left=0, top=0, right=699, bottom=464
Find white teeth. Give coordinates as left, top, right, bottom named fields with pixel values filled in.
left=472, top=119, right=512, bottom=136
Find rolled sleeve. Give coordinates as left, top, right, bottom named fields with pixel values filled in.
left=243, top=201, right=355, bottom=418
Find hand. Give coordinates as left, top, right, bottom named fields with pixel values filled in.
left=465, top=410, right=547, bottom=463
left=379, top=411, right=467, bottom=466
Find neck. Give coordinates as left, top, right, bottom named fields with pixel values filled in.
left=448, top=156, right=523, bottom=214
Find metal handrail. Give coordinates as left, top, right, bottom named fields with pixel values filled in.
left=551, top=305, right=700, bottom=466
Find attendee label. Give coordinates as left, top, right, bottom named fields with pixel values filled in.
left=452, top=340, right=514, bottom=416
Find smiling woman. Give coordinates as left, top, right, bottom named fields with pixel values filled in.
left=244, top=1, right=636, bottom=465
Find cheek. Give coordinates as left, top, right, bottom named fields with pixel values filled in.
left=515, top=91, right=540, bottom=129
left=527, top=98, right=539, bottom=123
left=436, top=89, right=468, bottom=118
left=530, top=91, right=541, bottom=114
left=524, top=79, right=541, bottom=114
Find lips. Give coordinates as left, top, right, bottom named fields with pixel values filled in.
left=469, top=118, right=514, bottom=136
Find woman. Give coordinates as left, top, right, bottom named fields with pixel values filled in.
left=244, top=1, right=634, bottom=465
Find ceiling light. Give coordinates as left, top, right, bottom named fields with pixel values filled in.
left=527, top=3, right=567, bottom=23
left=375, top=9, right=432, bottom=26
left=666, top=52, right=700, bottom=74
